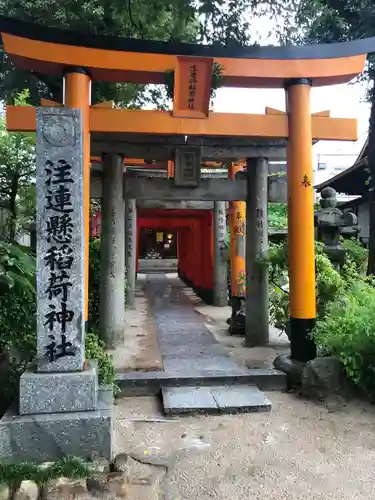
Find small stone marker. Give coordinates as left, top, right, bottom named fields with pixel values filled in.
left=174, top=146, right=201, bottom=187
left=36, top=107, right=85, bottom=372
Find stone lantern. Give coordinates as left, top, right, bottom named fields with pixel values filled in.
left=315, top=187, right=360, bottom=268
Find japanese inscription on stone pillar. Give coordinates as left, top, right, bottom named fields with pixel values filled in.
left=255, top=207, right=265, bottom=249
left=126, top=201, right=135, bottom=261
left=217, top=205, right=227, bottom=262
left=174, top=146, right=202, bottom=187
left=36, top=108, right=85, bottom=372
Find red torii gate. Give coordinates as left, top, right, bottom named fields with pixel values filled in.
left=138, top=208, right=215, bottom=303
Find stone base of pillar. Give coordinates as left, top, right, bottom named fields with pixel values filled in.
left=0, top=361, right=113, bottom=461
left=273, top=353, right=305, bottom=389
left=289, top=317, right=317, bottom=362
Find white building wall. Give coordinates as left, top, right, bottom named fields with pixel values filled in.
left=313, top=152, right=358, bottom=187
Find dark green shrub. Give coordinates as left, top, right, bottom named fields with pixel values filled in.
left=0, top=240, right=119, bottom=415
left=342, top=237, right=368, bottom=274
left=314, top=278, right=375, bottom=400
left=268, top=238, right=375, bottom=399
left=85, top=332, right=119, bottom=395
left=0, top=243, right=36, bottom=413
left=0, top=242, right=36, bottom=363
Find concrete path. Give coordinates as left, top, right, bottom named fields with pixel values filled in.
left=145, top=274, right=247, bottom=375
left=142, top=274, right=272, bottom=414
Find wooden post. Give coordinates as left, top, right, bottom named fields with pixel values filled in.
left=193, top=220, right=203, bottom=295
left=64, top=69, right=91, bottom=329
left=229, top=162, right=246, bottom=316
left=285, top=79, right=317, bottom=361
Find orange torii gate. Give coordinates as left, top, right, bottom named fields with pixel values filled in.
left=0, top=14, right=368, bottom=363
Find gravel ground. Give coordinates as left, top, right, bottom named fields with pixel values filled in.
left=114, top=393, right=375, bottom=500
left=112, top=277, right=374, bottom=499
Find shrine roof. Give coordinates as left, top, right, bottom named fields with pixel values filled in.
left=315, top=136, right=369, bottom=196
left=314, top=158, right=368, bottom=196
left=0, top=15, right=370, bottom=87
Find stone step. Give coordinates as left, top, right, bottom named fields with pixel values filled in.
left=161, top=385, right=272, bottom=415
left=115, top=368, right=286, bottom=396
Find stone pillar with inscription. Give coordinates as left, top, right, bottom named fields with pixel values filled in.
left=125, top=198, right=137, bottom=309
left=0, top=108, right=112, bottom=463
left=245, top=158, right=269, bottom=346
left=100, top=153, right=125, bottom=347
left=213, top=201, right=228, bottom=306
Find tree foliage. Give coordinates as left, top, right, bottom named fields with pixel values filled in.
left=0, top=89, right=36, bottom=242
left=280, top=0, right=375, bottom=275
left=0, top=0, right=271, bottom=107
left=268, top=202, right=287, bottom=230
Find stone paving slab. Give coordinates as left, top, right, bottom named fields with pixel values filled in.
left=162, top=386, right=218, bottom=414
left=157, top=335, right=219, bottom=347
left=161, top=344, right=230, bottom=357
left=163, top=357, right=247, bottom=374
left=115, top=368, right=287, bottom=395
left=141, top=274, right=284, bottom=413
left=162, top=385, right=272, bottom=415
left=210, top=385, right=272, bottom=413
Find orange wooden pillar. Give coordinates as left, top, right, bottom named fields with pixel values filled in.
left=167, top=160, right=175, bottom=179
left=203, top=209, right=214, bottom=304
left=176, top=227, right=183, bottom=277
left=190, top=221, right=198, bottom=289
left=286, top=79, right=317, bottom=361
left=192, top=219, right=203, bottom=293
left=229, top=162, right=246, bottom=314
left=64, top=69, right=91, bottom=329
left=179, top=228, right=187, bottom=282
left=185, top=225, right=194, bottom=286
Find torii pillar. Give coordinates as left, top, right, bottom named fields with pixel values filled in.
left=64, top=69, right=91, bottom=330
left=285, top=79, right=317, bottom=362
left=228, top=161, right=246, bottom=329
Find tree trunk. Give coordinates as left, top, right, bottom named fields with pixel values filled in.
left=367, top=76, right=375, bottom=275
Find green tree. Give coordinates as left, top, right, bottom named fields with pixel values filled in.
left=280, top=0, right=375, bottom=274
left=0, top=0, right=268, bottom=107
left=0, top=89, right=36, bottom=242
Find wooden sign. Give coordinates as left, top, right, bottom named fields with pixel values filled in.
left=172, top=56, right=214, bottom=119
left=174, top=146, right=202, bottom=187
